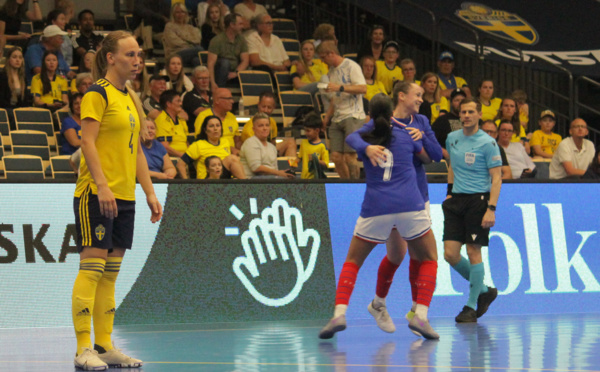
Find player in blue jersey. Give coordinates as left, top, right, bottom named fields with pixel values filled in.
left=444, top=98, right=502, bottom=323
left=319, top=92, right=440, bottom=340
left=366, top=81, right=444, bottom=336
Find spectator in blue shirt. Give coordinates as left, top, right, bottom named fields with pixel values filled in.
left=24, top=25, right=75, bottom=84
left=60, top=92, right=82, bottom=155
left=142, top=119, right=178, bottom=179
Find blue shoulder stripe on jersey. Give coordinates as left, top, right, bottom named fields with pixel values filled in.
left=85, top=83, right=108, bottom=103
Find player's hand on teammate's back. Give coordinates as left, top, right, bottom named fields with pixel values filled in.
left=365, top=145, right=387, bottom=166
left=146, top=194, right=163, bottom=223
left=97, top=184, right=118, bottom=219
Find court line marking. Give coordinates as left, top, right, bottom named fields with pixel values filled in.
left=0, top=360, right=598, bottom=371
left=116, top=323, right=382, bottom=334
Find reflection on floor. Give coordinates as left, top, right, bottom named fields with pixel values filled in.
left=1, top=313, right=599, bottom=371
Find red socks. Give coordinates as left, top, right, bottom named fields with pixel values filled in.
left=335, top=262, right=359, bottom=305
left=415, top=260, right=438, bottom=307
left=376, top=256, right=400, bottom=298
left=335, top=259, right=436, bottom=308
left=409, top=259, right=421, bottom=303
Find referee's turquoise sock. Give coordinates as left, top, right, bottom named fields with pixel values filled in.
left=452, top=256, right=471, bottom=281
left=467, top=263, right=486, bottom=310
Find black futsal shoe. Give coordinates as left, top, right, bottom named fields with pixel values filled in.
left=476, top=287, right=498, bottom=318
left=455, top=306, right=477, bottom=323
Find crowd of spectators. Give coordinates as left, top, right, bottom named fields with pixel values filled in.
left=0, top=0, right=596, bottom=182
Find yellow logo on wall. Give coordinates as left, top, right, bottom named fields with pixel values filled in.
left=456, top=3, right=539, bottom=45
left=95, top=224, right=106, bottom=241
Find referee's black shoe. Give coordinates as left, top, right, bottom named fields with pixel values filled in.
left=476, top=287, right=498, bottom=318
left=455, top=306, right=477, bottom=323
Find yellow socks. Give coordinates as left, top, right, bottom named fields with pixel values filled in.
left=72, top=258, right=105, bottom=355
left=93, top=257, right=122, bottom=352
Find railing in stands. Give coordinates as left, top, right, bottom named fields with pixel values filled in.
left=575, top=76, right=600, bottom=145
left=479, top=36, right=526, bottom=88
left=526, top=56, right=573, bottom=138
left=394, top=0, right=437, bottom=69
left=295, top=0, right=358, bottom=54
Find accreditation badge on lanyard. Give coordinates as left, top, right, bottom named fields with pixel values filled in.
left=465, top=152, right=476, bottom=166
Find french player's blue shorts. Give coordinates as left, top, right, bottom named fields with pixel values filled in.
left=353, top=209, right=431, bottom=244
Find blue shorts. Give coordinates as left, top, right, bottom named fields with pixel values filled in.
left=73, top=186, right=136, bottom=252
left=353, top=209, right=431, bottom=244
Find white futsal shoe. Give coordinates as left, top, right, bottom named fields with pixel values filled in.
left=74, top=348, right=108, bottom=371
left=408, top=314, right=440, bottom=340
left=95, top=345, right=143, bottom=368
left=318, top=315, right=347, bottom=339
left=368, top=300, right=396, bottom=333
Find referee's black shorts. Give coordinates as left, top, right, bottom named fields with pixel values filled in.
left=442, top=192, right=490, bottom=246
left=73, top=186, right=136, bottom=253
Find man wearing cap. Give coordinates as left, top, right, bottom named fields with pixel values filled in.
left=144, top=75, right=169, bottom=120
left=549, top=118, right=595, bottom=179
left=24, top=25, right=75, bottom=85
left=433, top=88, right=467, bottom=159
left=437, top=51, right=470, bottom=99
left=375, top=40, right=404, bottom=95
left=530, top=110, right=562, bottom=159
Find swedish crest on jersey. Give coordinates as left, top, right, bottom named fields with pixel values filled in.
left=456, top=3, right=538, bottom=45
left=129, top=113, right=136, bottom=131
left=95, top=224, right=106, bottom=241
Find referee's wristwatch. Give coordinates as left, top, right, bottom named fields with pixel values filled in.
left=488, top=204, right=497, bottom=212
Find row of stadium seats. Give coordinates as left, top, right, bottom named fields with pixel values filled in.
left=0, top=108, right=67, bottom=157
left=1, top=154, right=74, bottom=180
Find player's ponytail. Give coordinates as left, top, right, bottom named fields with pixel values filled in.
left=362, top=93, right=393, bottom=147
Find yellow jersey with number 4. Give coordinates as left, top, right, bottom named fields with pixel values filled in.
left=75, top=79, right=140, bottom=201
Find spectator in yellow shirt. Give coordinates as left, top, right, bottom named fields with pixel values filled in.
left=31, top=50, right=68, bottom=110
left=375, top=40, right=403, bottom=95
left=155, top=89, right=189, bottom=157
left=297, top=112, right=329, bottom=179
left=494, top=97, right=529, bottom=154
left=512, top=89, right=530, bottom=131
left=530, top=110, right=562, bottom=159
left=360, top=55, right=386, bottom=101
left=291, top=40, right=328, bottom=95
left=421, top=72, right=449, bottom=124
left=400, top=58, right=419, bottom=85
left=477, top=79, right=502, bottom=121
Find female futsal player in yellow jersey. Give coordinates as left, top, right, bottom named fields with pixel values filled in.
left=71, top=30, right=163, bottom=371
